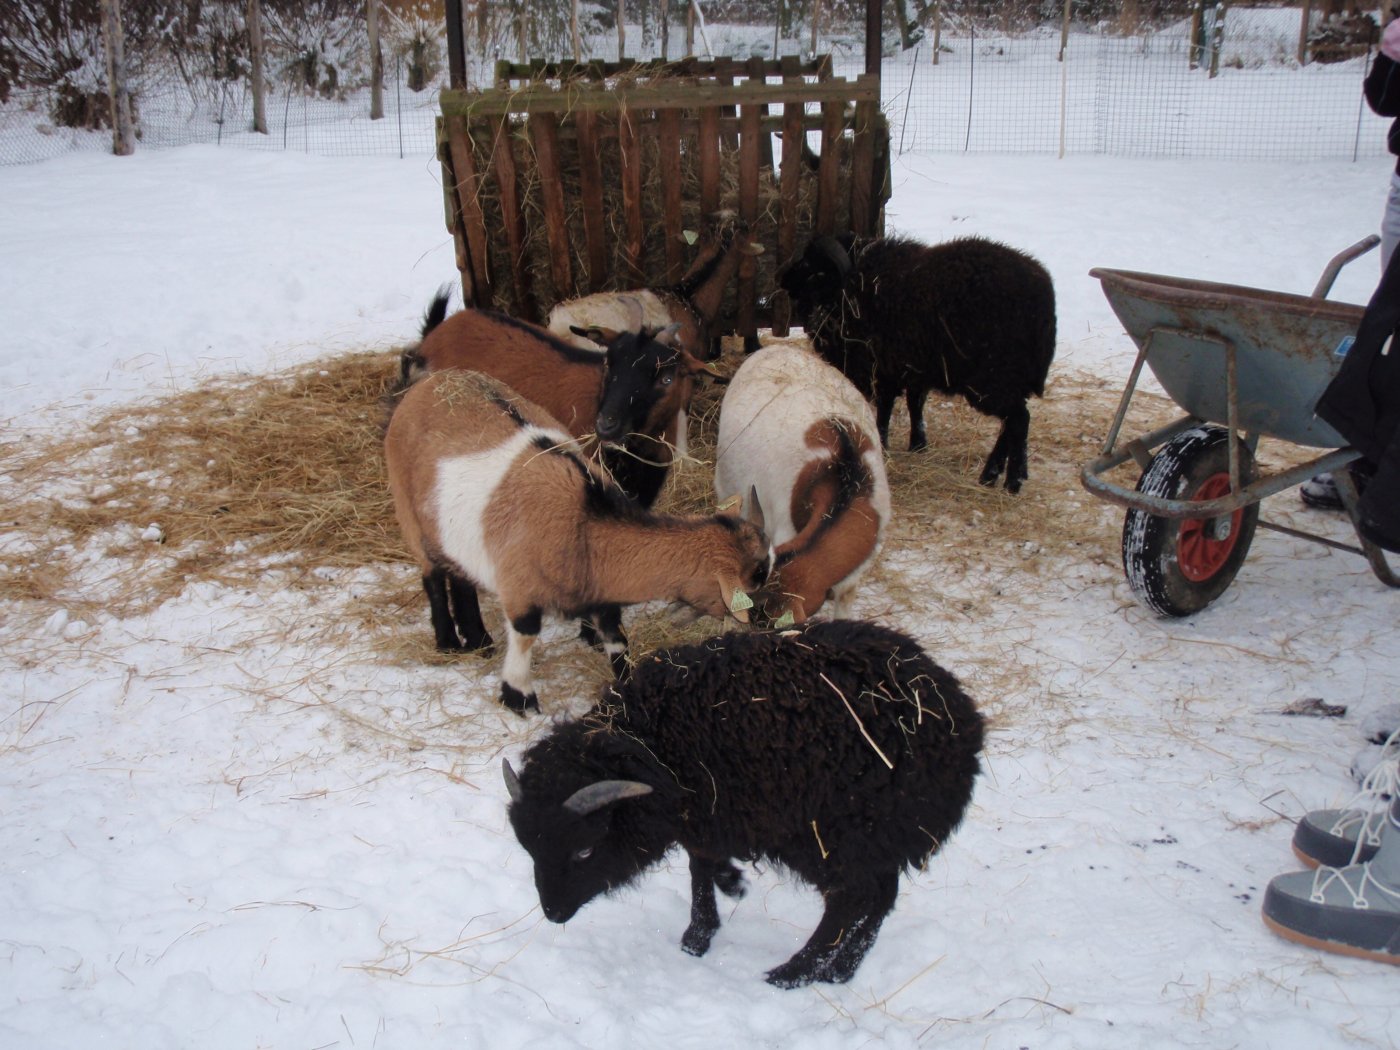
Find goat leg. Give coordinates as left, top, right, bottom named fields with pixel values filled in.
left=422, top=568, right=464, bottom=651
left=905, top=386, right=930, bottom=452
left=447, top=573, right=494, bottom=653
left=499, top=607, right=542, bottom=716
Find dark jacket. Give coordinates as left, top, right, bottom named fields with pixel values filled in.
left=1366, top=53, right=1400, bottom=174
left=1315, top=249, right=1400, bottom=551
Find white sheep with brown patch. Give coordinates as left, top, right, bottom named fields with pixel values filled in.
left=385, top=369, right=772, bottom=715
left=713, top=340, right=890, bottom=624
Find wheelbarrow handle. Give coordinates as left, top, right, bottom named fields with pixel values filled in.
left=1312, top=235, right=1381, bottom=299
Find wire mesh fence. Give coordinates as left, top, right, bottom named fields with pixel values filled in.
left=0, top=3, right=1390, bottom=166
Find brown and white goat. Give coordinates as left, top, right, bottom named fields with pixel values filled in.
left=399, top=302, right=710, bottom=509
left=385, top=369, right=772, bottom=715
left=714, top=340, right=890, bottom=624
left=547, top=214, right=763, bottom=362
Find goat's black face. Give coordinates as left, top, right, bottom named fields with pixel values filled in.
left=597, top=332, right=685, bottom=445
left=777, top=237, right=850, bottom=322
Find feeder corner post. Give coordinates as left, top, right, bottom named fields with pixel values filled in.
left=864, top=0, right=883, bottom=77
left=445, top=0, right=467, bottom=89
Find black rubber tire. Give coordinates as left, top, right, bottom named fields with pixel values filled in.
left=1121, top=425, right=1259, bottom=617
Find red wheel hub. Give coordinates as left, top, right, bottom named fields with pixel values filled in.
left=1177, top=473, right=1241, bottom=582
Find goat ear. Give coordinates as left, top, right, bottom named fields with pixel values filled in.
left=569, top=324, right=615, bottom=347
left=746, top=485, right=767, bottom=536
left=617, top=295, right=645, bottom=333
left=563, top=779, right=653, bottom=816
left=654, top=322, right=684, bottom=347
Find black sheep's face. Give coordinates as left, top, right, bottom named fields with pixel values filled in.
left=507, top=796, right=646, bottom=924
left=777, top=245, right=845, bottom=322
left=596, top=331, right=699, bottom=446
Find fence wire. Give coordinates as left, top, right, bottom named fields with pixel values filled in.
left=0, top=7, right=1390, bottom=166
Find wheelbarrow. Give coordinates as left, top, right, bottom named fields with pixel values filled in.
left=1081, top=236, right=1399, bottom=616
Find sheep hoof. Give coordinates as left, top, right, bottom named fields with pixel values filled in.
left=715, top=863, right=747, bottom=899
left=681, top=924, right=716, bottom=957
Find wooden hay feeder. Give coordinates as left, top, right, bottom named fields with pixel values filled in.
left=436, top=55, right=891, bottom=339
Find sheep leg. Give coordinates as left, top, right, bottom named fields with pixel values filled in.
left=498, top=607, right=542, bottom=715
left=681, top=854, right=747, bottom=957
left=905, top=386, right=930, bottom=452
left=976, top=405, right=1030, bottom=494
left=422, top=568, right=463, bottom=651
left=764, top=871, right=899, bottom=989
left=447, top=573, right=494, bottom=653
left=873, top=386, right=897, bottom=449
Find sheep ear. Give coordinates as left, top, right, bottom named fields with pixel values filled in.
left=502, top=759, right=523, bottom=804
left=563, top=779, right=653, bottom=816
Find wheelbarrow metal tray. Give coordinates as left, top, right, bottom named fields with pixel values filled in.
left=1089, top=268, right=1363, bottom=448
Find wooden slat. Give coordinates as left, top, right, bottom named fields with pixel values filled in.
left=490, top=115, right=537, bottom=318
left=619, top=108, right=645, bottom=283
left=658, top=106, right=685, bottom=282
left=699, top=104, right=721, bottom=219
left=850, top=98, right=877, bottom=237
left=815, top=100, right=843, bottom=236
left=737, top=98, right=761, bottom=340
left=529, top=111, right=573, bottom=301
left=440, top=77, right=881, bottom=118
left=774, top=93, right=805, bottom=337
left=443, top=114, right=491, bottom=307
left=575, top=109, right=609, bottom=292
left=747, top=56, right=774, bottom=171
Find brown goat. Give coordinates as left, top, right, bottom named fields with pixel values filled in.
left=384, top=369, right=772, bottom=715
left=399, top=305, right=707, bottom=509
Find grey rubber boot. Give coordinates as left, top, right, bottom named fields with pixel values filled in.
left=1291, top=725, right=1399, bottom=868
left=1264, top=796, right=1400, bottom=965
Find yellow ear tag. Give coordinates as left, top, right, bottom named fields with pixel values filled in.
left=773, top=610, right=795, bottom=628
left=730, top=590, right=754, bottom=613
left=682, top=229, right=699, bottom=246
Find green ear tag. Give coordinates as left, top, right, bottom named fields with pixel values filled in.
left=773, top=610, right=795, bottom=628
left=682, top=229, right=699, bottom=246
left=730, top=589, right=754, bottom=613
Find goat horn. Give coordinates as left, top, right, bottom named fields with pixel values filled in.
left=746, top=484, right=767, bottom=536
left=814, top=235, right=853, bottom=278
left=563, top=779, right=654, bottom=816
left=502, top=759, right=523, bottom=804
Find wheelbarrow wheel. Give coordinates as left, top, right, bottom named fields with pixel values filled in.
left=1122, top=425, right=1259, bottom=617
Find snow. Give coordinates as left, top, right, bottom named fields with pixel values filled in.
left=4, top=138, right=1400, bottom=1047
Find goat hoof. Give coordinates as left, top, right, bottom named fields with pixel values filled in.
left=500, top=683, right=540, bottom=716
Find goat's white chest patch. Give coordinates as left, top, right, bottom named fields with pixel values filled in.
left=434, top=426, right=559, bottom=590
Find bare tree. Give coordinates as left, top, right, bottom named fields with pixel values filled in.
left=248, top=0, right=267, bottom=133
left=100, top=0, right=136, bottom=153
left=366, top=0, right=383, bottom=118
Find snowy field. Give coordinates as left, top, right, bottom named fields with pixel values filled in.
left=4, top=118, right=1400, bottom=1050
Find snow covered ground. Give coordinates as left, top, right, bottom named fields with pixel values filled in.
left=3, top=140, right=1400, bottom=1048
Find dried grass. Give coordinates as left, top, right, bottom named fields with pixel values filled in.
left=0, top=335, right=1185, bottom=734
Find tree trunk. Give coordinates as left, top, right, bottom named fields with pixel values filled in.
left=248, top=0, right=268, bottom=132
left=572, top=0, right=582, bottom=60
left=660, top=0, right=669, bottom=59
left=100, top=0, right=136, bottom=155
left=366, top=0, right=384, bottom=119
left=618, top=0, right=626, bottom=59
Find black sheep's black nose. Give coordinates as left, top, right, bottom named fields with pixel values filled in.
left=596, top=413, right=623, bottom=440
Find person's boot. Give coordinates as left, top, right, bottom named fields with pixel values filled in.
left=1292, top=726, right=1400, bottom=868
left=1264, top=795, right=1400, bottom=964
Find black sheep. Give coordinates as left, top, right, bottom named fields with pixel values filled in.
left=779, top=233, right=1057, bottom=493
left=503, top=619, right=984, bottom=988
